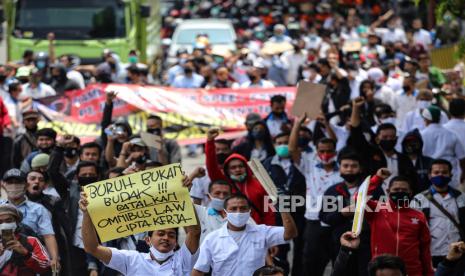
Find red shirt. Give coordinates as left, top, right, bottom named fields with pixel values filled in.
left=366, top=200, right=434, bottom=276
left=205, top=139, right=275, bottom=225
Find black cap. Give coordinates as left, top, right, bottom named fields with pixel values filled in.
left=2, top=169, right=26, bottom=182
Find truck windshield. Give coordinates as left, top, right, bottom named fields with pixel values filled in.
left=14, top=0, right=126, bottom=39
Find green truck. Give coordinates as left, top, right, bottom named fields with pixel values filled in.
left=2, top=0, right=160, bottom=64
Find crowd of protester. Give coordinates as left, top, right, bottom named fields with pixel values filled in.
left=0, top=0, right=464, bottom=275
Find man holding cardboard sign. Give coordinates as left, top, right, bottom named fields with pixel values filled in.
left=79, top=164, right=201, bottom=275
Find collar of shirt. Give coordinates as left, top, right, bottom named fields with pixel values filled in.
left=207, top=208, right=221, bottom=216
left=401, top=89, right=419, bottom=96
left=218, top=223, right=256, bottom=237
left=430, top=186, right=451, bottom=197
left=315, top=161, right=338, bottom=171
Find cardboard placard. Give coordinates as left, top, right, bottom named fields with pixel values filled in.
left=141, top=131, right=163, bottom=150
left=84, top=163, right=197, bottom=242
left=352, top=176, right=371, bottom=236
left=247, top=158, right=278, bottom=204
left=291, top=81, right=326, bottom=119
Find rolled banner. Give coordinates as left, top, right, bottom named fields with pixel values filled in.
left=352, top=176, right=371, bottom=236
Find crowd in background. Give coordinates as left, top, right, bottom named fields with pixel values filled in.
left=0, top=0, right=464, bottom=275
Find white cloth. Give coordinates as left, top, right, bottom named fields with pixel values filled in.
left=194, top=223, right=287, bottom=276
left=73, top=209, right=84, bottom=248
left=266, top=117, right=286, bottom=137
left=402, top=108, right=449, bottom=133
left=190, top=168, right=211, bottom=206
left=377, top=28, right=407, bottom=44
left=413, top=192, right=465, bottom=256
left=281, top=51, right=307, bottom=85
left=383, top=153, right=399, bottom=193
left=21, top=83, right=56, bottom=99
left=297, top=156, right=342, bottom=221
left=349, top=69, right=368, bottom=100
left=374, top=85, right=396, bottom=107
left=393, top=90, right=419, bottom=128
left=67, top=70, right=85, bottom=89
left=421, top=124, right=465, bottom=187
left=413, top=29, right=432, bottom=49
left=240, top=79, right=275, bottom=88
left=107, top=243, right=196, bottom=276
left=444, top=118, right=465, bottom=149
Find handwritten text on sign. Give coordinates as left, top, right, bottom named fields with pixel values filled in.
left=84, top=163, right=197, bottom=242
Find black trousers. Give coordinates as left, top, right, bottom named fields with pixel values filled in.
left=302, top=220, right=332, bottom=276
left=70, top=246, right=89, bottom=276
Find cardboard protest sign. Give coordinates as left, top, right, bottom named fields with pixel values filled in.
left=83, top=163, right=197, bottom=242
left=352, top=176, right=371, bottom=236
left=291, top=81, right=326, bottom=119
left=141, top=131, right=163, bottom=150
left=248, top=158, right=278, bottom=204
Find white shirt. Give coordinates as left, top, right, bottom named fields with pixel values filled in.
left=190, top=168, right=211, bottom=206
left=413, top=191, right=465, bottom=256
left=298, top=156, right=343, bottom=221
left=383, top=153, right=399, bottom=193
left=194, top=223, right=287, bottom=276
left=421, top=124, right=465, bottom=188
left=240, top=79, right=275, bottom=88
left=266, top=117, right=286, bottom=137
left=378, top=28, right=407, bottom=44
left=281, top=50, right=308, bottom=85
left=67, top=70, right=85, bottom=89
left=73, top=209, right=84, bottom=248
left=413, top=29, right=432, bottom=49
left=402, top=108, right=449, bottom=133
left=444, top=118, right=465, bottom=149
left=21, top=83, right=56, bottom=99
left=393, top=90, right=419, bottom=127
left=107, top=243, right=196, bottom=276
left=374, top=85, right=396, bottom=107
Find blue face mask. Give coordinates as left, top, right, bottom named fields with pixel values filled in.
left=430, top=175, right=451, bottom=188
left=275, top=145, right=289, bottom=158
left=230, top=173, right=247, bottom=182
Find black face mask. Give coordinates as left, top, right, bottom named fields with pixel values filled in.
left=298, top=137, right=311, bottom=148
left=252, top=130, right=266, bottom=140
left=389, top=192, right=411, bottom=207
left=402, top=85, right=411, bottom=92
left=248, top=74, right=257, bottom=82
left=64, top=148, right=79, bottom=158
left=403, top=142, right=422, bottom=155
left=135, top=155, right=147, bottom=165
left=378, top=139, right=397, bottom=152
left=78, top=176, right=98, bottom=186
left=147, top=128, right=162, bottom=136
left=184, top=67, right=193, bottom=74
left=0, top=75, right=6, bottom=82
left=341, top=173, right=361, bottom=183
left=26, top=125, right=38, bottom=133
left=216, top=153, right=230, bottom=165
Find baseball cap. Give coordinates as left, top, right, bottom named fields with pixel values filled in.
left=130, top=137, right=146, bottom=147
left=0, top=204, right=23, bottom=222
left=421, top=105, right=441, bottom=123
left=31, top=153, right=50, bottom=169
left=245, top=113, right=262, bottom=125
left=22, top=110, right=40, bottom=120
left=2, top=169, right=26, bottom=182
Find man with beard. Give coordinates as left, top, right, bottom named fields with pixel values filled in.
left=20, top=128, right=57, bottom=173
left=12, top=110, right=40, bottom=168
left=0, top=168, right=60, bottom=273
left=191, top=138, right=232, bottom=205
left=319, top=151, right=388, bottom=276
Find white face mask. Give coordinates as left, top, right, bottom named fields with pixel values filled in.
left=302, top=70, right=312, bottom=80
left=208, top=196, right=225, bottom=211
left=416, top=100, right=431, bottom=110
left=150, top=245, right=174, bottom=262
left=225, top=211, right=250, bottom=227
left=379, top=117, right=396, bottom=125
left=0, top=222, right=17, bottom=231
left=5, top=184, right=25, bottom=200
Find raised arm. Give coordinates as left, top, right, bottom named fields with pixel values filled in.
left=281, top=211, right=298, bottom=241
left=183, top=204, right=201, bottom=254
left=289, top=113, right=306, bottom=165
left=205, top=128, right=227, bottom=182
left=80, top=192, right=112, bottom=265
left=101, top=92, right=116, bottom=146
